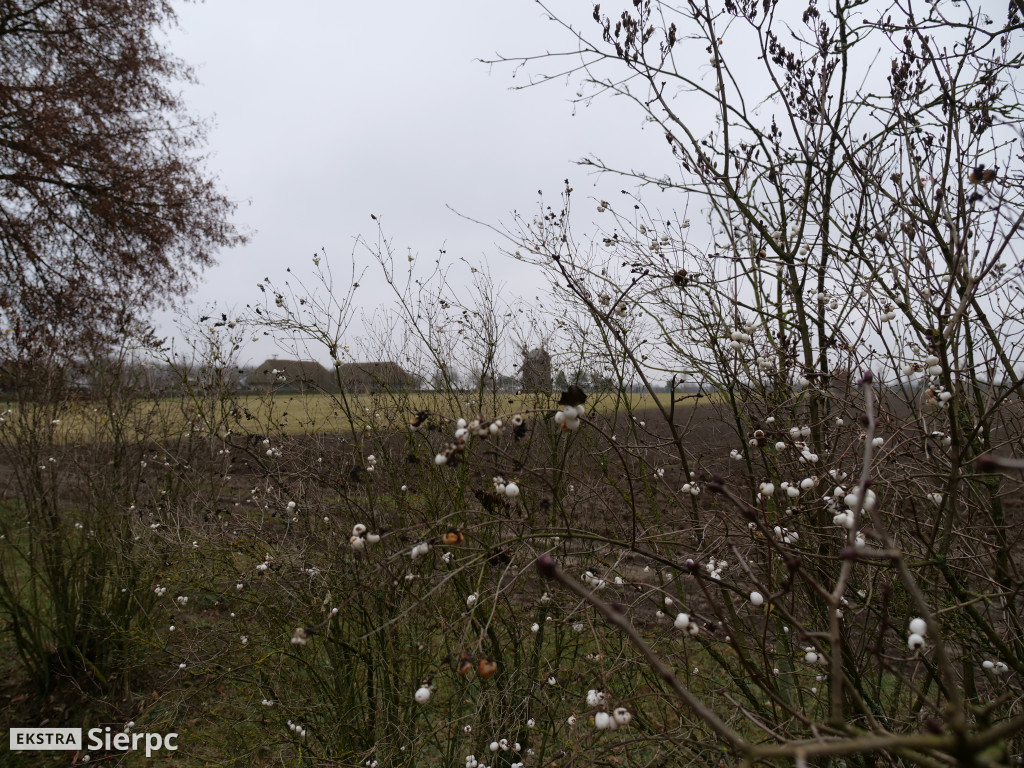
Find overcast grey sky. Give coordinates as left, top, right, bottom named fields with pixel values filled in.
left=152, top=1, right=1024, bottom=390
left=159, top=0, right=677, bottom=365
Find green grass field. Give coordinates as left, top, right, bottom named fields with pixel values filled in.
left=4, top=390, right=712, bottom=440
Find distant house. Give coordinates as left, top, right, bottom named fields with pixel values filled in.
left=335, top=361, right=415, bottom=393
left=521, top=347, right=552, bottom=392
left=246, top=359, right=334, bottom=392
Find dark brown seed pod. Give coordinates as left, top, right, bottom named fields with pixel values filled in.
left=557, top=384, right=587, bottom=407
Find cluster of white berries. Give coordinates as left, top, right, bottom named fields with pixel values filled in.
left=728, top=328, right=753, bottom=351
left=261, top=439, right=282, bottom=459
left=819, top=293, right=840, bottom=310
left=582, top=568, right=607, bottom=590
left=674, top=612, right=700, bottom=635
left=649, top=233, right=672, bottom=251
left=761, top=425, right=820, bottom=463
left=594, top=708, right=632, bottom=730
left=467, top=754, right=522, bottom=768
left=844, top=487, right=877, bottom=513
left=554, top=404, right=585, bottom=432
left=472, top=417, right=504, bottom=438
left=409, top=541, right=431, bottom=560
left=435, top=416, right=508, bottom=465
left=286, top=720, right=307, bottom=738
left=926, top=387, right=954, bottom=409
left=585, top=690, right=632, bottom=729
left=349, top=523, right=382, bottom=551
left=153, top=584, right=167, bottom=597
left=365, top=454, right=376, bottom=473
left=904, top=354, right=943, bottom=379
left=680, top=480, right=701, bottom=496
left=907, top=617, right=928, bottom=650
left=487, top=738, right=520, bottom=753
left=881, top=303, right=898, bottom=322
left=829, top=484, right=876, bottom=532
left=704, top=557, right=726, bottom=581
left=175, top=595, right=188, bottom=606
left=773, top=526, right=799, bottom=544
left=831, top=504, right=868, bottom=544
left=982, top=660, right=1010, bottom=674
left=861, top=434, right=886, bottom=449
left=777, top=477, right=817, bottom=500
left=492, top=476, right=520, bottom=498
left=804, top=647, right=824, bottom=664
left=414, top=684, right=432, bottom=704
left=798, top=446, right=820, bottom=463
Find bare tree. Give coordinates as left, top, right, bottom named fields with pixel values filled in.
left=0, top=0, right=245, bottom=354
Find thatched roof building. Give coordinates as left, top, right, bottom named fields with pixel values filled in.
left=247, top=359, right=334, bottom=392
left=335, top=361, right=415, bottom=393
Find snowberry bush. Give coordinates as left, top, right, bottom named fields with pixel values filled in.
left=3, top=3, right=1024, bottom=766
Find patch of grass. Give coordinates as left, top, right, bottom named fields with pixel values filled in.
left=2, top=390, right=714, bottom=441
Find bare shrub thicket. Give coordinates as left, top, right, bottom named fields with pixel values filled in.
left=0, top=329, right=172, bottom=696
left=4, top=2, right=1024, bottom=767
